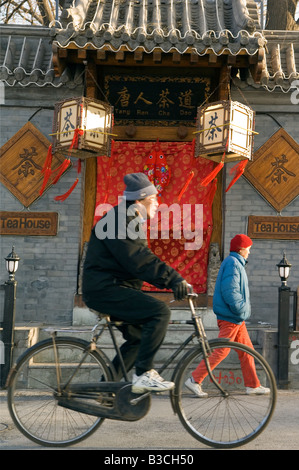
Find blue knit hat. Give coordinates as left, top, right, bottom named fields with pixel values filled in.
left=123, top=173, right=157, bottom=200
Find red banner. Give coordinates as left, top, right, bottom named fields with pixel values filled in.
left=94, top=141, right=215, bottom=293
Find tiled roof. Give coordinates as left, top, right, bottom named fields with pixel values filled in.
left=0, top=25, right=84, bottom=88
left=260, top=31, right=299, bottom=91
left=51, top=0, right=265, bottom=56
left=1, top=3, right=299, bottom=92
left=233, top=30, right=299, bottom=91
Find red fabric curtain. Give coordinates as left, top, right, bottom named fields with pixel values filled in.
left=94, top=141, right=216, bottom=294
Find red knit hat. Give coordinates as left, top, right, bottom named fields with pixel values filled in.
left=230, top=234, right=253, bottom=252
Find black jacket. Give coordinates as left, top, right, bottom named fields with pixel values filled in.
left=82, top=200, right=184, bottom=297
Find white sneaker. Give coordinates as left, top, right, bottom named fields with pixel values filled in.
left=246, top=385, right=270, bottom=395
left=185, top=377, right=208, bottom=397
left=132, top=369, right=175, bottom=394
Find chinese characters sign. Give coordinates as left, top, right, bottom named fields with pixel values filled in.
left=104, top=74, right=210, bottom=124
left=0, top=122, right=66, bottom=207
left=244, top=128, right=299, bottom=212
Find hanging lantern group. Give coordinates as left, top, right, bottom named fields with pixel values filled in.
left=195, top=100, right=256, bottom=191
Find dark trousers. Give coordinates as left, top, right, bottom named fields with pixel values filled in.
left=84, top=286, right=171, bottom=378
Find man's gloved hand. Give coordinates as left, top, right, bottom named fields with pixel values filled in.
left=172, top=280, right=189, bottom=301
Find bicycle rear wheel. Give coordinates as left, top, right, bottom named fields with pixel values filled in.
left=7, top=337, right=113, bottom=447
left=174, top=340, right=276, bottom=448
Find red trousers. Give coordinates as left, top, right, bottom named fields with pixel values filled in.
left=192, top=320, right=261, bottom=388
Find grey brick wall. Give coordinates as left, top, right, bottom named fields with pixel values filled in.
left=0, top=84, right=84, bottom=325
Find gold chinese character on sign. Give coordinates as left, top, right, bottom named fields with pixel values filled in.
left=116, top=87, right=130, bottom=107
left=12, top=147, right=42, bottom=177
left=266, top=154, right=296, bottom=184
left=178, top=90, right=195, bottom=110
left=157, top=89, right=174, bottom=109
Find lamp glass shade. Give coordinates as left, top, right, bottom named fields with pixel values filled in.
left=279, top=266, right=290, bottom=280
left=6, top=259, right=18, bottom=274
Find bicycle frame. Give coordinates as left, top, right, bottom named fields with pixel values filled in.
left=49, top=293, right=227, bottom=408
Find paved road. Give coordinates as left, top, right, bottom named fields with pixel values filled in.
left=1, top=390, right=299, bottom=452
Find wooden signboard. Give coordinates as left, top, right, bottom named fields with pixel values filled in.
left=244, top=128, right=299, bottom=212
left=248, top=216, right=299, bottom=240
left=0, top=211, right=58, bottom=236
left=0, top=122, right=66, bottom=207
left=104, top=74, right=210, bottom=125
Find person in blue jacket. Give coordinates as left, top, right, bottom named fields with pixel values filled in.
left=185, top=234, right=270, bottom=397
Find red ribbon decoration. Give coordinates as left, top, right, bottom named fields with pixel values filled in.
left=39, top=128, right=84, bottom=201
left=225, top=159, right=248, bottom=192
left=39, top=145, right=53, bottom=196
left=199, top=136, right=229, bottom=187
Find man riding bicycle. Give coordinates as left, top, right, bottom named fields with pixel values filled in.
left=83, top=172, right=188, bottom=394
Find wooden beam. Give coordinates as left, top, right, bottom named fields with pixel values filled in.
left=78, top=49, right=87, bottom=60
left=172, top=51, right=181, bottom=63
left=208, top=52, right=218, bottom=64
left=134, top=50, right=143, bottom=62
left=153, top=50, right=162, bottom=63
left=115, top=50, right=125, bottom=61
left=82, top=61, right=98, bottom=252
left=97, top=50, right=106, bottom=61
left=113, top=125, right=195, bottom=142
left=58, top=48, right=68, bottom=58
left=218, top=63, right=230, bottom=100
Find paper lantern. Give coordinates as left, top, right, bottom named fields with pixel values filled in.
left=52, top=96, right=114, bottom=158
left=195, top=100, right=255, bottom=162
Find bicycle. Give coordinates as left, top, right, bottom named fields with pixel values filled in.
left=6, top=291, right=277, bottom=448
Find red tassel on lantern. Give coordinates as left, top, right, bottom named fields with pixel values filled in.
left=54, top=157, right=82, bottom=201
left=225, top=159, right=248, bottom=192
left=70, top=127, right=84, bottom=150
left=39, top=145, right=53, bottom=196
left=200, top=160, right=224, bottom=187
left=200, top=136, right=229, bottom=187
left=54, top=178, right=79, bottom=201
left=202, top=178, right=218, bottom=206
left=52, top=128, right=83, bottom=186
left=177, top=171, right=195, bottom=201
left=51, top=158, right=71, bottom=185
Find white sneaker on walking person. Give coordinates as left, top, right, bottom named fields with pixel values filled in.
left=246, top=385, right=270, bottom=395
left=185, top=377, right=208, bottom=397
left=132, top=369, right=175, bottom=394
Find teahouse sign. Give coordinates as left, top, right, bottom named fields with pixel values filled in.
left=0, top=212, right=58, bottom=236
left=248, top=216, right=299, bottom=240
left=104, top=74, right=210, bottom=124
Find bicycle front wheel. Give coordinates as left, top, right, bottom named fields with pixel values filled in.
left=174, top=340, right=277, bottom=448
left=7, top=337, right=113, bottom=447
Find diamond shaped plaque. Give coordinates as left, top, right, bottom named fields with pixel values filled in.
left=0, top=122, right=66, bottom=207
left=244, top=128, right=299, bottom=212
